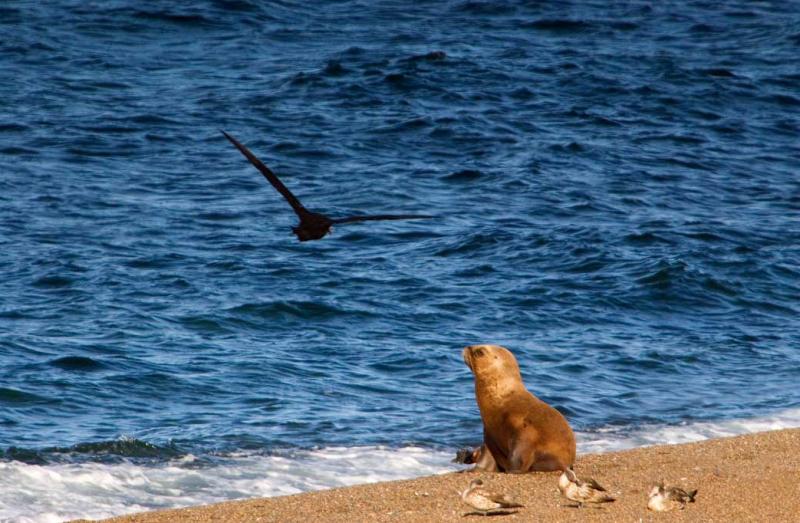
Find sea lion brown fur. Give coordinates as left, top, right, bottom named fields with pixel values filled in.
left=463, top=344, right=576, bottom=472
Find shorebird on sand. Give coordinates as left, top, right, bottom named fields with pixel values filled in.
left=647, top=482, right=698, bottom=511
left=460, top=479, right=523, bottom=516
left=558, top=468, right=616, bottom=508
left=221, top=131, right=432, bottom=242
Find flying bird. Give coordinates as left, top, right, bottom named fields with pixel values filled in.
left=558, top=468, right=616, bottom=508
left=460, top=479, right=524, bottom=516
left=221, top=131, right=432, bottom=241
left=647, top=483, right=697, bottom=512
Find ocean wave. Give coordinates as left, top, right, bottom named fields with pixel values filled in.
left=0, top=446, right=453, bottom=523
left=4, top=411, right=800, bottom=522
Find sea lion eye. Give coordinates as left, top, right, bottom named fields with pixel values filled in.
left=473, top=347, right=485, bottom=357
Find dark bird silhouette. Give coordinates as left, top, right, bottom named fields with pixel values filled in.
left=221, top=131, right=432, bottom=241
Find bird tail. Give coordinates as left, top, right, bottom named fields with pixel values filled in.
left=687, top=490, right=698, bottom=503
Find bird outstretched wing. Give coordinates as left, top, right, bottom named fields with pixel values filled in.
left=332, top=214, right=433, bottom=224
left=221, top=131, right=309, bottom=218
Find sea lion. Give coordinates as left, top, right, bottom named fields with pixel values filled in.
left=463, top=344, right=576, bottom=472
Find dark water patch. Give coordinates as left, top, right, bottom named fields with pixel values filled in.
left=724, top=10, right=758, bottom=18
left=763, top=73, right=800, bottom=88
left=689, top=23, right=717, bottom=33
left=227, top=301, right=365, bottom=321
left=442, top=169, right=482, bottom=182
left=123, top=254, right=187, bottom=270
left=452, top=1, right=517, bottom=15
left=211, top=0, right=261, bottom=12
left=374, top=116, right=432, bottom=133
left=770, top=94, right=800, bottom=106
left=32, top=275, right=74, bottom=288
left=0, top=123, right=28, bottom=132
left=624, top=232, right=673, bottom=245
left=509, top=87, right=535, bottom=100
left=76, top=125, right=139, bottom=134
left=0, top=7, right=21, bottom=20
left=523, top=19, right=592, bottom=33
left=322, top=60, right=347, bottom=76
left=1, top=146, right=38, bottom=155
left=608, top=21, right=638, bottom=31
left=1, top=439, right=187, bottom=465
left=132, top=11, right=216, bottom=27
left=634, top=133, right=706, bottom=145
left=661, top=157, right=712, bottom=171
left=435, top=232, right=512, bottom=257
left=403, top=51, right=447, bottom=63
left=0, top=309, right=27, bottom=319
left=702, top=68, right=736, bottom=78
left=0, top=388, right=56, bottom=405
left=48, top=356, right=106, bottom=372
left=453, top=264, right=497, bottom=278
left=197, top=211, right=244, bottom=222
left=549, top=141, right=585, bottom=153
left=635, top=262, right=687, bottom=290
left=682, top=231, right=725, bottom=242
left=689, top=109, right=722, bottom=121
left=57, top=438, right=183, bottom=460
left=128, top=114, right=181, bottom=125
left=703, top=277, right=738, bottom=297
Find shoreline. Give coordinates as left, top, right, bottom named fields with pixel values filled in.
left=77, top=428, right=800, bottom=522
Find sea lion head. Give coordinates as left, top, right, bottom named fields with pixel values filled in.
left=462, top=344, right=523, bottom=386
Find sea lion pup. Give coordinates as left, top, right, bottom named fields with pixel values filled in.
left=463, top=344, right=576, bottom=472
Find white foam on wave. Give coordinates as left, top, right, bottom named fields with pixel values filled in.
left=577, top=407, right=800, bottom=453
left=3, top=408, right=800, bottom=523
left=0, top=446, right=455, bottom=523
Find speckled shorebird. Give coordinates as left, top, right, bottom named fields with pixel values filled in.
left=460, top=479, right=524, bottom=516
left=558, top=468, right=616, bottom=508
left=647, top=483, right=697, bottom=511
left=221, top=131, right=432, bottom=241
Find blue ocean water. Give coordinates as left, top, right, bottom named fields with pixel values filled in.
left=1, top=1, right=799, bottom=520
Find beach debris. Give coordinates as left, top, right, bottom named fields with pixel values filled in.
left=647, top=482, right=698, bottom=511
left=221, top=131, right=432, bottom=242
left=557, top=468, right=616, bottom=508
left=460, top=478, right=524, bottom=516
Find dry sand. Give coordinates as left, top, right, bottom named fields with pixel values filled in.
left=78, top=428, right=800, bottom=522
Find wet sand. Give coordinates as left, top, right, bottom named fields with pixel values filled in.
left=79, top=428, right=800, bottom=522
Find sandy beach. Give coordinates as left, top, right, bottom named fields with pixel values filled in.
left=76, top=428, right=800, bottom=523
